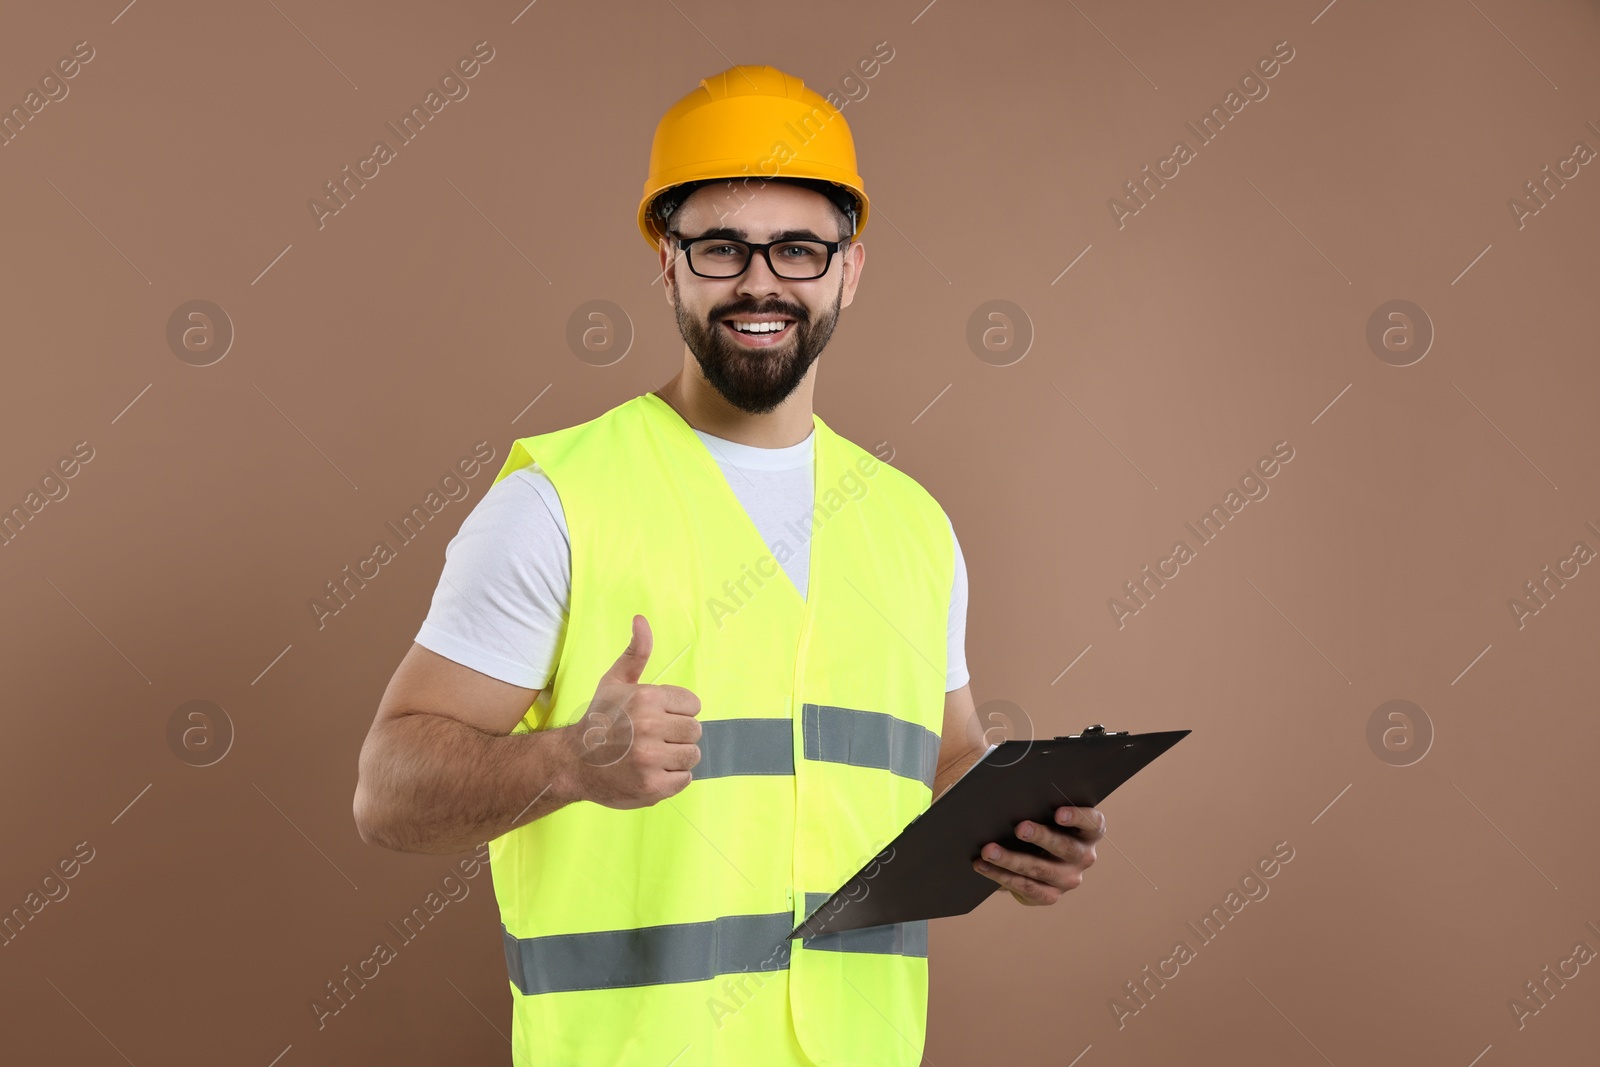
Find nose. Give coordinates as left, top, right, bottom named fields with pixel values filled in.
left=736, top=248, right=784, bottom=299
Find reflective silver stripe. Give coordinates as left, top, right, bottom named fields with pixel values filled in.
left=689, top=708, right=940, bottom=785
left=694, top=718, right=794, bottom=779
left=502, top=914, right=793, bottom=996
left=801, top=703, right=940, bottom=788
left=800, top=892, right=929, bottom=956
left=502, top=897, right=930, bottom=994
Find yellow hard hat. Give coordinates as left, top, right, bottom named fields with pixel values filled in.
left=638, top=64, right=869, bottom=251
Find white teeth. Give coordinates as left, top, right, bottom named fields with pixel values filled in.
left=729, top=320, right=788, bottom=333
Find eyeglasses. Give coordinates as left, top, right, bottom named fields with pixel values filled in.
left=671, top=232, right=845, bottom=280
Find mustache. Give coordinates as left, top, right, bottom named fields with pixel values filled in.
left=712, top=300, right=807, bottom=323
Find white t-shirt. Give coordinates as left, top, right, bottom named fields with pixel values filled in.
left=414, top=425, right=970, bottom=694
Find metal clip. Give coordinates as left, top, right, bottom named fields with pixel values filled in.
left=1054, top=724, right=1129, bottom=739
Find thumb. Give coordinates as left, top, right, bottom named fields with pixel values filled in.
left=601, top=614, right=652, bottom=686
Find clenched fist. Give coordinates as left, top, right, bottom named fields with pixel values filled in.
left=564, top=614, right=703, bottom=809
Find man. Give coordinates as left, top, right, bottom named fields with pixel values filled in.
left=352, top=64, right=1104, bottom=1066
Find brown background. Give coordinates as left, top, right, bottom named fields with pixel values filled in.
left=2, top=0, right=1598, bottom=1064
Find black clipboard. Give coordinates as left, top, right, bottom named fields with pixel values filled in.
left=788, top=724, right=1190, bottom=940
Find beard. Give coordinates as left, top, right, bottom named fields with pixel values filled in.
left=673, top=282, right=843, bottom=415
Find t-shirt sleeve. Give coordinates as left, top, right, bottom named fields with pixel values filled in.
left=413, top=464, right=570, bottom=690
left=945, top=510, right=970, bottom=692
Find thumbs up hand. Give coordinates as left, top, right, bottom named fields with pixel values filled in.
left=564, top=614, right=703, bottom=810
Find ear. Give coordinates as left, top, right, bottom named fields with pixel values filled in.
left=839, top=240, right=866, bottom=310
left=659, top=235, right=678, bottom=305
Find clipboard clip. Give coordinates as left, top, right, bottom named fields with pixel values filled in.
left=1055, top=724, right=1128, bottom=739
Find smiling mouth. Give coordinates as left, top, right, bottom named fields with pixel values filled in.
left=720, top=318, right=796, bottom=346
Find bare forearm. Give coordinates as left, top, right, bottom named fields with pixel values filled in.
left=932, top=743, right=987, bottom=799
left=356, top=712, right=581, bottom=855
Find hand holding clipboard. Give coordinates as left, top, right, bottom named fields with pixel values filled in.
left=789, top=725, right=1190, bottom=940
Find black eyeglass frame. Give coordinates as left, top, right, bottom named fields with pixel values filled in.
left=669, top=231, right=848, bottom=281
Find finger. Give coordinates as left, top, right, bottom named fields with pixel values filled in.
left=601, top=614, right=653, bottom=686
left=1055, top=805, right=1106, bottom=841
left=660, top=715, right=703, bottom=745
left=652, top=683, right=703, bottom=715
left=663, top=739, right=702, bottom=772
left=979, top=841, right=1060, bottom=886
left=658, top=768, right=694, bottom=798
left=1016, top=820, right=1094, bottom=865
left=972, top=859, right=1056, bottom=905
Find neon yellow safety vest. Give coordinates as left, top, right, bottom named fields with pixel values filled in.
left=485, top=391, right=954, bottom=1066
